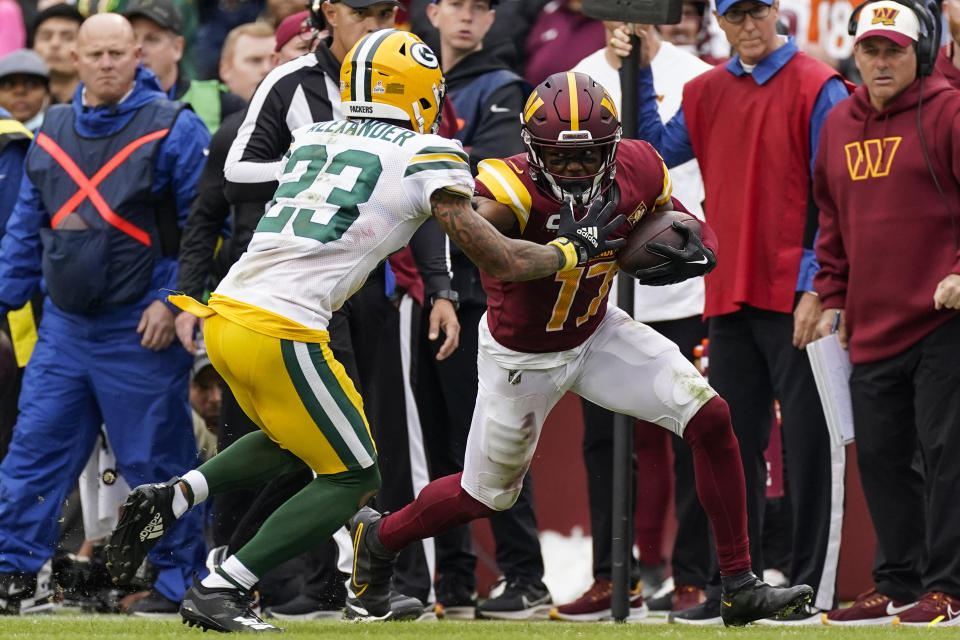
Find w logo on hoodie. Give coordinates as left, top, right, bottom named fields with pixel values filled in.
left=844, top=137, right=901, bottom=180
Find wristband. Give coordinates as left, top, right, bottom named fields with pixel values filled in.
left=430, top=289, right=460, bottom=311
left=548, top=237, right=579, bottom=271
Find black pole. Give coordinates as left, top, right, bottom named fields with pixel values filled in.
left=610, top=32, right=640, bottom=624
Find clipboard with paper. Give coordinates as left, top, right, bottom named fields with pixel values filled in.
left=807, top=333, right=856, bottom=446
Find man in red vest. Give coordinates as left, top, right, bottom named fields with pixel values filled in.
left=610, top=0, right=850, bottom=624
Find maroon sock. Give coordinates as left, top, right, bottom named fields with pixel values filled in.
left=682, top=396, right=752, bottom=577
left=377, top=472, right=495, bottom=552
left=634, top=421, right=670, bottom=563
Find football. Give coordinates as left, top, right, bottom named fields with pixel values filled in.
left=617, top=209, right=701, bottom=279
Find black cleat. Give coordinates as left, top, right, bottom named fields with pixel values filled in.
left=180, top=581, right=283, bottom=633
left=349, top=506, right=399, bottom=619
left=0, top=561, right=55, bottom=615
left=720, top=573, right=814, bottom=627
left=105, top=477, right=180, bottom=585
left=344, top=588, right=424, bottom=621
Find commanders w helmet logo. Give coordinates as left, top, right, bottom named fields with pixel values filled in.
left=870, top=6, right=899, bottom=26
left=341, top=30, right=445, bottom=134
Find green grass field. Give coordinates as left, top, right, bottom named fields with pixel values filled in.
left=0, top=615, right=948, bottom=640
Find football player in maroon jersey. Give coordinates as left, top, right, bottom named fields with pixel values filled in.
left=349, top=71, right=812, bottom=626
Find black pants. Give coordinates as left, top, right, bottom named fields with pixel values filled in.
left=708, top=302, right=841, bottom=607
left=412, top=302, right=544, bottom=591
left=850, top=312, right=960, bottom=602
left=581, top=315, right=711, bottom=587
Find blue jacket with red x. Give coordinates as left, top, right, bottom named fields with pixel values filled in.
left=0, top=65, right=209, bottom=320
left=0, top=66, right=210, bottom=604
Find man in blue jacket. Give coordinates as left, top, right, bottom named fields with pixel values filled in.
left=0, top=13, right=210, bottom=615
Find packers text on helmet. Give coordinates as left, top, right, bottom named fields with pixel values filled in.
left=340, top=29, right=445, bottom=134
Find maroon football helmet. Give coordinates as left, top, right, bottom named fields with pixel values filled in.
left=521, top=71, right=621, bottom=207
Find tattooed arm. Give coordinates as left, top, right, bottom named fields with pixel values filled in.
left=430, top=189, right=566, bottom=281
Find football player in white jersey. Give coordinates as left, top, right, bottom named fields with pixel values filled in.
left=103, top=29, right=625, bottom=632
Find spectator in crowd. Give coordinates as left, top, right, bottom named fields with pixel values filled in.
left=936, top=0, right=960, bottom=85
left=0, top=103, right=32, bottom=462
left=190, top=351, right=222, bottom=462
left=609, top=0, right=851, bottom=622
left=0, top=100, right=31, bottom=265
left=273, top=10, right=321, bottom=64
left=410, top=0, right=550, bottom=75
left=524, top=0, right=605, bottom=85
left=415, top=0, right=552, bottom=621
left=218, top=21, right=276, bottom=101
left=0, top=50, right=49, bottom=133
left=0, top=13, right=209, bottom=616
left=0, top=0, right=27, bottom=58
left=74, top=0, right=201, bottom=80
left=104, top=30, right=617, bottom=632
left=29, top=4, right=82, bottom=104
left=429, top=0, right=526, bottom=172
left=659, top=0, right=727, bottom=64
left=126, top=0, right=246, bottom=133
left=266, top=0, right=308, bottom=25
left=555, top=21, right=713, bottom=622
left=814, top=1, right=960, bottom=626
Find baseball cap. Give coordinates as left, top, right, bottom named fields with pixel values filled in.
left=715, top=0, right=774, bottom=17
left=191, top=351, right=213, bottom=381
left=275, top=10, right=311, bottom=51
left=853, top=0, right=919, bottom=47
left=125, top=0, right=183, bottom=34
left=0, top=49, right=49, bottom=82
left=31, top=4, right=84, bottom=33
left=328, top=0, right=400, bottom=8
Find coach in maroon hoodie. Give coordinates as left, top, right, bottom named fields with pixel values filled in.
left=813, top=0, right=960, bottom=627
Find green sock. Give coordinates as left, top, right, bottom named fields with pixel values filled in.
left=234, top=465, right=381, bottom=577
left=197, top=431, right=308, bottom=495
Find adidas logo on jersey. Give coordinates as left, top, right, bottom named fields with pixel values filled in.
left=139, top=512, right=164, bottom=542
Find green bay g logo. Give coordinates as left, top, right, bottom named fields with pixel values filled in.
left=411, top=43, right=438, bottom=69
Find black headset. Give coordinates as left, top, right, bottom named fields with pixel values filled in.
left=307, top=0, right=327, bottom=33
left=846, top=0, right=941, bottom=76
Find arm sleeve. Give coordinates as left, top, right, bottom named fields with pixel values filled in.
left=404, top=141, right=475, bottom=214
left=635, top=66, right=696, bottom=168
left=178, top=119, right=234, bottom=298
left=409, top=216, right=453, bottom=300
left=0, top=142, right=27, bottom=239
left=0, top=169, right=47, bottom=315
left=153, top=108, right=211, bottom=305
left=812, top=126, right=848, bottom=309
left=797, top=76, right=850, bottom=292
left=223, top=83, right=292, bottom=204
left=467, top=83, right=527, bottom=173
